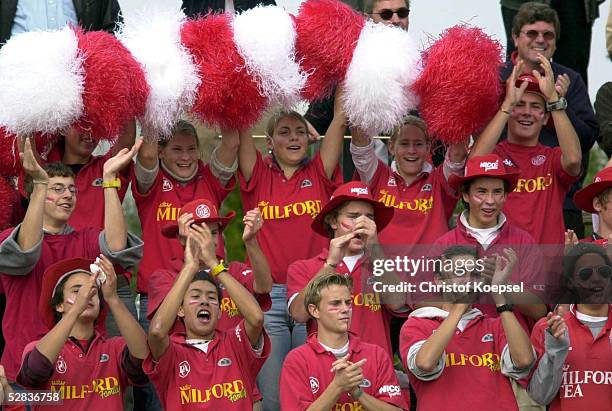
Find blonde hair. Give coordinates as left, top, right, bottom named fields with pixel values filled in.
left=391, top=115, right=429, bottom=143
left=303, top=273, right=353, bottom=315
left=265, top=110, right=308, bottom=138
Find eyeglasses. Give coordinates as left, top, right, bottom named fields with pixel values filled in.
left=577, top=265, right=612, bottom=281
left=48, top=184, right=78, bottom=196
left=520, top=30, right=556, bottom=41
left=372, top=7, right=409, bottom=20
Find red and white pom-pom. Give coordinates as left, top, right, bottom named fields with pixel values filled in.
left=0, top=177, right=16, bottom=231
left=295, top=0, right=364, bottom=100
left=75, top=28, right=149, bottom=140
left=116, top=6, right=200, bottom=138
left=233, top=5, right=307, bottom=108
left=0, top=27, right=84, bottom=136
left=344, top=21, right=421, bottom=135
left=413, top=25, right=503, bottom=143
left=182, top=15, right=267, bottom=130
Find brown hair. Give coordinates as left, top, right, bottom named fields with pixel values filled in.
left=24, top=162, right=75, bottom=198
left=512, top=2, right=560, bottom=40
left=304, top=273, right=353, bottom=316
left=159, top=119, right=200, bottom=149
left=595, top=188, right=612, bottom=210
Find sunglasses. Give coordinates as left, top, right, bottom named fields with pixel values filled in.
left=49, top=184, right=78, bottom=196
left=373, top=7, right=409, bottom=20
left=577, top=265, right=612, bottom=281
left=520, top=30, right=556, bottom=41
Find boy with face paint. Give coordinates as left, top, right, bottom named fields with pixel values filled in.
left=400, top=248, right=536, bottom=411
left=0, top=138, right=143, bottom=385
left=280, top=273, right=408, bottom=410
left=471, top=58, right=582, bottom=245
left=16, top=257, right=148, bottom=410
left=287, top=181, right=407, bottom=358
left=145, top=219, right=269, bottom=410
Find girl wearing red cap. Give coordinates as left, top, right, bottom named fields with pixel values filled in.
left=238, top=95, right=345, bottom=409
left=17, top=256, right=148, bottom=410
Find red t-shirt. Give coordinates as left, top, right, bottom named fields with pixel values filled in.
left=367, top=161, right=457, bottom=246
left=238, top=151, right=340, bottom=284
left=287, top=250, right=395, bottom=357
left=18, top=334, right=134, bottom=410
left=400, top=310, right=517, bottom=411
left=143, top=320, right=270, bottom=410
left=132, top=161, right=233, bottom=293
left=495, top=141, right=578, bottom=244
left=280, top=333, right=408, bottom=410
left=146, top=257, right=272, bottom=331
left=0, top=227, right=102, bottom=381
left=530, top=305, right=612, bottom=411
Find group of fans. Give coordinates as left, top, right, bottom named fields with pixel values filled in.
left=0, top=0, right=611, bottom=410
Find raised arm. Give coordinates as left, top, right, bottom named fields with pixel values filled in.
left=534, top=55, right=581, bottom=177
left=35, top=274, right=99, bottom=363
left=470, top=61, right=528, bottom=158
left=98, top=255, right=147, bottom=359
left=320, top=86, right=347, bottom=178
left=350, top=127, right=378, bottom=184
left=134, top=137, right=159, bottom=194
left=209, top=128, right=240, bottom=187
left=148, top=235, right=200, bottom=360
left=191, top=223, right=264, bottom=346
left=242, top=208, right=272, bottom=294
left=238, top=129, right=258, bottom=182
left=17, top=138, right=48, bottom=251
left=103, top=140, right=142, bottom=252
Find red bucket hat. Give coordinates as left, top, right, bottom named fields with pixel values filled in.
left=39, top=257, right=106, bottom=330
left=311, top=181, right=394, bottom=237
left=448, top=153, right=520, bottom=192
left=161, top=198, right=236, bottom=238
left=574, top=167, right=612, bottom=213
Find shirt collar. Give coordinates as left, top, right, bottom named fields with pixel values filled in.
left=459, top=210, right=507, bottom=235
left=307, top=332, right=363, bottom=355
left=391, top=160, right=433, bottom=180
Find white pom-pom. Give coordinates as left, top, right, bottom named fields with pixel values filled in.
left=344, top=22, right=421, bottom=136
left=0, top=27, right=84, bottom=136
left=116, top=5, right=200, bottom=138
left=233, top=5, right=306, bottom=108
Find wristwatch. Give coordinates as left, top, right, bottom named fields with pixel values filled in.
left=496, top=304, right=514, bottom=314
left=546, top=96, right=567, bottom=112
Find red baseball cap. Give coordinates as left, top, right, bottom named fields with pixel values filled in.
left=574, top=167, right=612, bottom=213
left=448, top=153, right=520, bottom=192
left=39, top=257, right=106, bottom=330
left=161, top=198, right=236, bottom=238
left=311, top=181, right=394, bottom=237
left=515, top=73, right=546, bottom=100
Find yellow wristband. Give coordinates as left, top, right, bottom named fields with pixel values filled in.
left=102, top=178, right=121, bottom=189
left=210, top=260, right=227, bottom=277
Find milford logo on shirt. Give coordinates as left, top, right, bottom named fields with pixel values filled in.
left=56, top=357, right=67, bottom=374
left=195, top=204, right=210, bottom=219
left=531, top=155, right=546, bottom=166
left=379, top=384, right=401, bottom=397
left=387, top=176, right=397, bottom=187
left=503, top=158, right=515, bottom=168
left=92, top=178, right=103, bottom=187
left=162, top=177, right=173, bottom=192
left=480, top=160, right=499, bottom=172
left=217, top=358, right=232, bottom=367
left=481, top=333, right=494, bottom=343
left=309, top=377, right=320, bottom=394
left=421, top=183, right=432, bottom=192
left=100, top=354, right=110, bottom=362
left=301, top=179, right=312, bottom=188
left=235, top=325, right=243, bottom=343
left=179, top=361, right=191, bottom=378
left=378, top=189, right=433, bottom=213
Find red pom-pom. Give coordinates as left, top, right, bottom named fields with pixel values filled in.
left=181, top=15, right=267, bottom=130
left=413, top=25, right=503, bottom=143
left=295, top=0, right=364, bottom=100
left=0, top=177, right=16, bottom=231
left=0, top=128, right=58, bottom=177
left=75, top=29, right=148, bottom=141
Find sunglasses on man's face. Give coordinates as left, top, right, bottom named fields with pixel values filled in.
left=577, top=265, right=612, bottom=281
left=373, top=7, right=409, bottom=20
left=520, top=29, right=556, bottom=41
